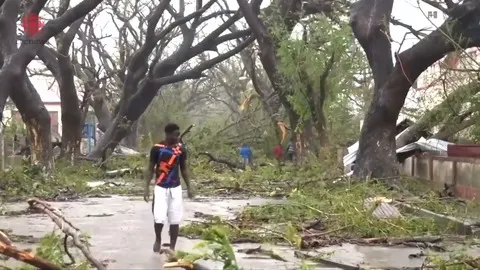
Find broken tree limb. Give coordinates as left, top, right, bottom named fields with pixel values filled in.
left=180, top=124, right=195, bottom=143
left=0, top=231, right=12, bottom=246
left=63, top=234, right=75, bottom=265
left=0, top=242, right=62, bottom=270
left=0, top=230, right=61, bottom=270
left=27, top=198, right=106, bottom=270
left=198, top=152, right=244, bottom=171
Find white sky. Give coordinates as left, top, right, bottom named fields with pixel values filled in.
left=25, top=0, right=446, bottom=103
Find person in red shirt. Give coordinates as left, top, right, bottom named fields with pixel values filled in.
left=273, top=144, right=283, bottom=162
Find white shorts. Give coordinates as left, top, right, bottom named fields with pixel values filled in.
left=152, top=185, right=183, bottom=224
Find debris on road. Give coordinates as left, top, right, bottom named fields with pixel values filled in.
left=27, top=198, right=106, bottom=270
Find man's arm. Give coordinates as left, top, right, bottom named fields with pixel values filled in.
left=179, top=149, right=192, bottom=197
left=143, top=147, right=157, bottom=201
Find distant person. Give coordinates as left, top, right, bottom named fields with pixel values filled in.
left=239, top=144, right=252, bottom=168
left=287, top=142, right=295, bottom=162
left=143, top=123, right=193, bottom=253
left=273, top=144, right=283, bottom=162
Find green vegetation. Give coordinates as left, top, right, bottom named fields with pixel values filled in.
left=19, top=232, right=91, bottom=270
left=0, top=156, right=146, bottom=201
left=177, top=227, right=239, bottom=270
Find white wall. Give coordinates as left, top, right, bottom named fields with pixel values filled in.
left=45, top=103, right=62, bottom=136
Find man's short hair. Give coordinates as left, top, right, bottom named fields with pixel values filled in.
left=164, top=123, right=180, bottom=134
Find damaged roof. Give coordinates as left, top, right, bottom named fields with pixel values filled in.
left=343, top=118, right=451, bottom=168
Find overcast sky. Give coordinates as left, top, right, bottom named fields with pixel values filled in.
left=26, top=0, right=445, bottom=103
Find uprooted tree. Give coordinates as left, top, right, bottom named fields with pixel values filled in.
left=351, top=0, right=480, bottom=179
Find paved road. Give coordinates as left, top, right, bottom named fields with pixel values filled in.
left=3, top=194, right=451, bottom=269
left=3, top=195, right=310, bottom=269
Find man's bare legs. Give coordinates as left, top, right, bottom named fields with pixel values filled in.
left=153, top=223, right=180, bottom=252
left=169, top=224, right=179, bottom=250
left=153, top=223, right=163, bottom=252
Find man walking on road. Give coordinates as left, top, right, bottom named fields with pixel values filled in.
left=143, top=123, right=193, bottom=253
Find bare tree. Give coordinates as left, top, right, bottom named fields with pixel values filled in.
left=86, top=0, right=256, bottom=159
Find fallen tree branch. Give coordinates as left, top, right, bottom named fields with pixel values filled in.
left=198, top=152, right=244, bottom=171
left=27, top=198, right=106, bottom=270
left=0, top=230, right=61, bottom=270
left=63, top=234, right=75, bottom=265
left=180, top=124, right=195, bottom=144
left=0, top=231, right=12, bottom=246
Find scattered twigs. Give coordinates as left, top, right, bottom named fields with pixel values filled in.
left=237, top=246, right=287, bottom=262
left=422, top=257, right=480, bottom=269
left=291, top=202, right=339, bottom=216
left=0, top=230, right=61, bottom=270
left=300, top=232, right=449, bottom=250
left=358, top=236, right=442, bottom=245
left=198, top=152, right=244, bottom=171
left=27, top=198, right=106, bottom=270
left=301, top=225, right=351, bottom=239
left=294, top=250, right=360, bottom=270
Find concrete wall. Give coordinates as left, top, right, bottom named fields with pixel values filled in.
left=401, top=153, right=480, bottom=200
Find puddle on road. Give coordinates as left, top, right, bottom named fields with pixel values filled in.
left=0, top=195, right=453, bottom=269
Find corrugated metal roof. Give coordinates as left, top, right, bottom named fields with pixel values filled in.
left=343, top=136, right=451, bottom=169
left=343, top=128, right=415, bottom=168
left=396, top=137, right=450, bottom=153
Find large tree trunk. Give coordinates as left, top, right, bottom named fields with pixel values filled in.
left=88, top=79, right=160, bottom=158
left=57, top=19, right=84, bottom=158
left=352, top=0, right=480, bottom=179
left=12, top=78, right=53, bottom=170
left=90, top=88, right=112, bottom=132
left=350, top=0, right=395, bottom=179
left=124, top=120, right=138, bottom=149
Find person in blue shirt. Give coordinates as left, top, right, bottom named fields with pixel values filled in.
left=239, top=144, right=252, bottom=168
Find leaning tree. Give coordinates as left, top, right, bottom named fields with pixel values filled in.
left=351, top=0, right=480, bottom=179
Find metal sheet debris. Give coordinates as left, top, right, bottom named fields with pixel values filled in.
left=364, top=197, right=402, bottom=219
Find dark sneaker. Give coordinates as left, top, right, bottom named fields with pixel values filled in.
left=153, top=240, right=161, bottom=252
